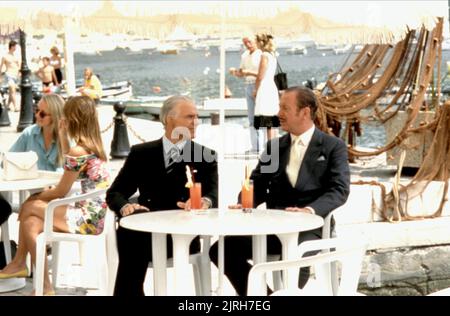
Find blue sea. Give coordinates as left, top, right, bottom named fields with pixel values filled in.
left=74, top=47, right=450, bottom=148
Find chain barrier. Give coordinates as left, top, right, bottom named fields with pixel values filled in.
left=123, top=116, right=147, bottom=143
left=100, top=120, right=114, bottom=134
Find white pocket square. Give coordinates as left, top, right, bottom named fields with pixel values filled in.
left=317, top=155, right=326, bottom=161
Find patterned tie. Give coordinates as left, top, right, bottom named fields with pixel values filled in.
left=166, top=146, right=181, bottom=173
left=286, top=136, right=303, bottom=187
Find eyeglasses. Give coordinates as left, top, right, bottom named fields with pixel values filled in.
left=35, top=108, right=51, bottom=119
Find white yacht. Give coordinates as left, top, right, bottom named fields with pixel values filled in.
left=286, top=45, right=307, bottom=55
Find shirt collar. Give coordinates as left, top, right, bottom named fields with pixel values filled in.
left=32, top=125, right=42, bottom=135
left=33, top=125, right=55, bottom=144
left=162, top=135, right=186, bottom=154
left=291, top=125, right=315, bottom=147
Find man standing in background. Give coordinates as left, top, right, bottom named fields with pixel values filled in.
left=230, top=36, right=261, bottom=153
left=0, top=40, right=20, bottom=112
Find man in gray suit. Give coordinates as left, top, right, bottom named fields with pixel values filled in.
left=210, top=86, right=350, bottom=295
left=107, top=95, right=218, bottom=296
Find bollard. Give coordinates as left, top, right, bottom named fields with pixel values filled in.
left=0, top=89, right=11, bottom=127
left=210, top=112, right=220, bottom=125
left=32, top=89, right=42, bottom=124
left=110, top=102, right=130, bottom=158
left=17, top=29, right=34, bottom=132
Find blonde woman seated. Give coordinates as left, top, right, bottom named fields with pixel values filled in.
left=0, top=96, right=110, bottom=295
left=10, top=94, right=67, bottom=171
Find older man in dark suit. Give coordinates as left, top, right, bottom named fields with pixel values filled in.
left=210, top=86, right=350, bottom=295
left=107, top=95, right=218, bottom=296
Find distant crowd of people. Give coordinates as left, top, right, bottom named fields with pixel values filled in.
left=1, top=40, right=103, bottom=112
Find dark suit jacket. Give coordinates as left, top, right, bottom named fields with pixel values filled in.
left=251, top=128, right=350, bottom=220
left=106, top=138, right=218, bottom=217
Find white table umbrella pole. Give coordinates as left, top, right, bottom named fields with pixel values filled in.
left=216, top=9, right=226, bottom=296
left=217, top=235, right=224, bottom=296
left=218, top=16, right=226, bottom=214
left=63, top=16, right=77, bottom=96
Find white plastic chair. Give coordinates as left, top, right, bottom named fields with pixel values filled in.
left=34, top=188, right=118, bottom=296
left=321, top=210, right=340, bottom=295
left=248, top=237, right=368, bottom=296
left=1, top=220, right=12, bottom=264
left=271, top=210, right=338, bottom=292
left=1, top=187, right=64, bottom=266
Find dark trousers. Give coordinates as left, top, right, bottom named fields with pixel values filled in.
left=209, top=230, right=320, bottom=296
left=114, top=225, right=200, bottom=296
left=0, top=196, right=12, bottom=225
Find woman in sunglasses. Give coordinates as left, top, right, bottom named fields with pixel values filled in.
left=9, top=94, right=68, bottom=171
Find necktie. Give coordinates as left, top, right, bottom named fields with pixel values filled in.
left=166, top=147, right=180, bottom=173
left=286, top=136, right=303, bottom=187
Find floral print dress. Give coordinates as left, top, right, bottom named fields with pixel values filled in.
left=64, top=154, right=110, bottom=235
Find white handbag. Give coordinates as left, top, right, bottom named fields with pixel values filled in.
left=2, top=151, right=39, bottom=181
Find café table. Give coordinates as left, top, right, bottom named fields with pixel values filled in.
left=0, top=170, right=61, bottom=293
left=120, top=208, right=324, bottom=296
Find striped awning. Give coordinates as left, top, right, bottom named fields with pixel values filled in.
left=0, top=1, right=447, bottom=44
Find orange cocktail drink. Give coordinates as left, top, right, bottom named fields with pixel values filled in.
left=190, top=182, right=202, bottom=210
left=241, top=180, right=253, bottom=212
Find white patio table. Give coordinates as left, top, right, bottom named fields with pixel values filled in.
left=0, top=170, right=61, bottom=293
left=120, top=208, right=324, bottom=296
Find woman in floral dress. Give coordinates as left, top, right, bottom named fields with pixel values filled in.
left=0, top=96, right=109, bottom=295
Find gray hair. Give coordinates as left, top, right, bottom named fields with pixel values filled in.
left=160, top=95, right=194, bottom=126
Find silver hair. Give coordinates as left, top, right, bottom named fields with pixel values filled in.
left=160, top=95, right=194, bottom=126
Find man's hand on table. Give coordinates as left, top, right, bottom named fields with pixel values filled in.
left=120, top=203, right=149, bottom=217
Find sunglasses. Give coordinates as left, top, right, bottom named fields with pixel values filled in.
left=35, top=108, right=51, bottom=119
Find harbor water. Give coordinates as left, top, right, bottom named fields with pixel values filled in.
left=74, top=46, right=350, bottom=101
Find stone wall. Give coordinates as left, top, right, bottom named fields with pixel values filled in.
left=384, top=111, right=435, bottom=168
left=358, top=245, right=450, bottom=295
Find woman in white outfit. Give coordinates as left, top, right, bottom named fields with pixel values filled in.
left=251, top=33, right=280, bottom=143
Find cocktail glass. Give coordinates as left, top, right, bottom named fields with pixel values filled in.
left=190, top=182, right=204, bottom=214
left=241, top=180, right=254, bottom=213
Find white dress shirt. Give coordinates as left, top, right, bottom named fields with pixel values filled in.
left=162, top=136, right=186, bottom=168
left=285, top=125, right=316, bottom=214
left=286, top=125, right=315, bottom=187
